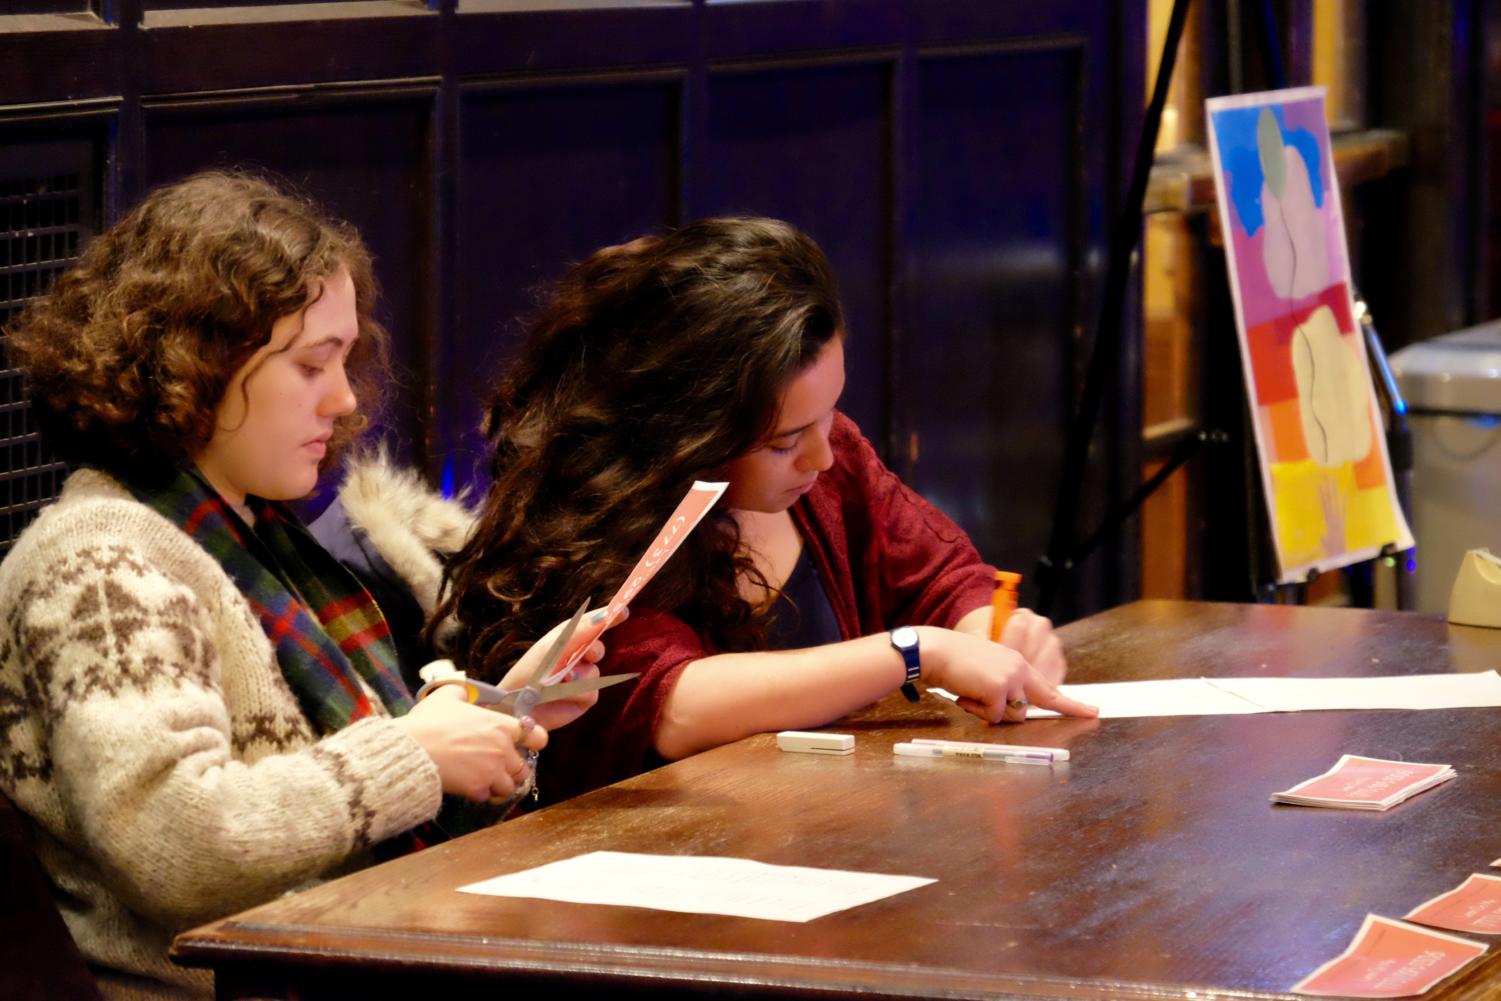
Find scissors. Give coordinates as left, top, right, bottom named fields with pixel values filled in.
left=415, top=599, right=637, bottom=718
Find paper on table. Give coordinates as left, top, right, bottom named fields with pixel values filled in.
left=1406, top=873, right=1501, bottom=934
left=1017, top=671, right=1501, bottom=719
left=1290, top=914, right=1487, bottom=997
left=1207, top=672, right=1501, bottom=712
left=1030, top=678, right=1264, bottom=718
left=458, top=851, right=936, bottom=923
left=928, top=680, right=1261, bottom=718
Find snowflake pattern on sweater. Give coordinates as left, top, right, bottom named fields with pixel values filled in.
left=0, top=467, right=449, bottom=996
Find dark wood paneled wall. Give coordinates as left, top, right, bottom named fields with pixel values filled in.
left=1, top=0, right=1145, bottom=618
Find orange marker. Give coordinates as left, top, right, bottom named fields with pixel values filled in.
left=990, top=571, right=1021, bottom=642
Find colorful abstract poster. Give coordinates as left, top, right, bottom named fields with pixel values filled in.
left=1207, top=86, right=1412, bottom=584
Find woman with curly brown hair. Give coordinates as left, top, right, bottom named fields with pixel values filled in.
left=439, top=216, right=1097, bottom=806
left=0, top=170, right=601, bottom=999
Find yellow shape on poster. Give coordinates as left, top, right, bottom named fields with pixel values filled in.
left=1271, top=459, right=1406, bottom=570
left=1270, top=459, right=1352, bottom=567
left=1344, top=478, right=1401, bottom=551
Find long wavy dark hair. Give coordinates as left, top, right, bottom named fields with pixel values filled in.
left=438, top=217, right=843, bottom=681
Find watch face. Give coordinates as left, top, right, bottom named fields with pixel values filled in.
left=891, top=626, right=918, bottom=647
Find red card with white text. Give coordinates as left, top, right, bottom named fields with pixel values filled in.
left=1406, top=873, right=1501, bottom=935
left=1272, top=755, right=1455, bottom=810
left=547, top=480, right=727, bottom=681
left=1291, top=914, right=1487, bottom=997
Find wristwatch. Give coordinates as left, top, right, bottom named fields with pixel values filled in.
left=890, top=626, right=921, bottom=702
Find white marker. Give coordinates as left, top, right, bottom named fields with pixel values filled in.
left=893, top=742, right=1054, bottom=765
left=910, top=738, right=1069, bottom=762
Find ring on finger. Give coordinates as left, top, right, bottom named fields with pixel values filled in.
left=1006, top=697, right=1029, bottom=711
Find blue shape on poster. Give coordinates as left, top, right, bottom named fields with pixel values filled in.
left=1211, top=103, right=1324, bottom=236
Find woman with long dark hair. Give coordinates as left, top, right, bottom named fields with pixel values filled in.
left=440, top=217, right=1096, bottom=804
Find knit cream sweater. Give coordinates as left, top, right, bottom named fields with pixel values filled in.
left=0, top=464, right=464, bottom=998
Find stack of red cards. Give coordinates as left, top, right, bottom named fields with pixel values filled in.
left=1271, top=754, right=1456, bottom=811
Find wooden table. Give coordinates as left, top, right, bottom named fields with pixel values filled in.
left=174, top=601, right=1501, bottom=999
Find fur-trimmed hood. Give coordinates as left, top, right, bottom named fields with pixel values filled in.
left=318, top=450, right=475, bottom=619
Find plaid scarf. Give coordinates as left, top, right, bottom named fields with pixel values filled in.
left=122, top=465, right=460, bottom=852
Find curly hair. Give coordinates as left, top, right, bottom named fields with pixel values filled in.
left=4, top=169, right=389, bottom=473
left=437, top=217, right=844, bottom=681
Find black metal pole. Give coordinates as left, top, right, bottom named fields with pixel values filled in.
left=1064, top=429, right=1228, bottom=575
left=1035, top=0, right=1194, bottom=615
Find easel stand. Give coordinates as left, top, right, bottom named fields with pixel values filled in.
left=1034, top=0, right=1418, bottom=615
left=1358, top=298, right=1417, bottom=611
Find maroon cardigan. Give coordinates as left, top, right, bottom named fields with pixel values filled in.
left=536, top=413, right=997, bottom=806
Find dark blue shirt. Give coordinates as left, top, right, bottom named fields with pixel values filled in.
left=763, top=545, right=842, bottom=650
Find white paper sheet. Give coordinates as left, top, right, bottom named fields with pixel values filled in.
left=1038, top=678, right=1264, bottom=718
left=1015, top=671, right=1501, bottom=719
left=1206, top=672, right=1501, bottom=712
left=457, top=850, right=936, bottom=923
